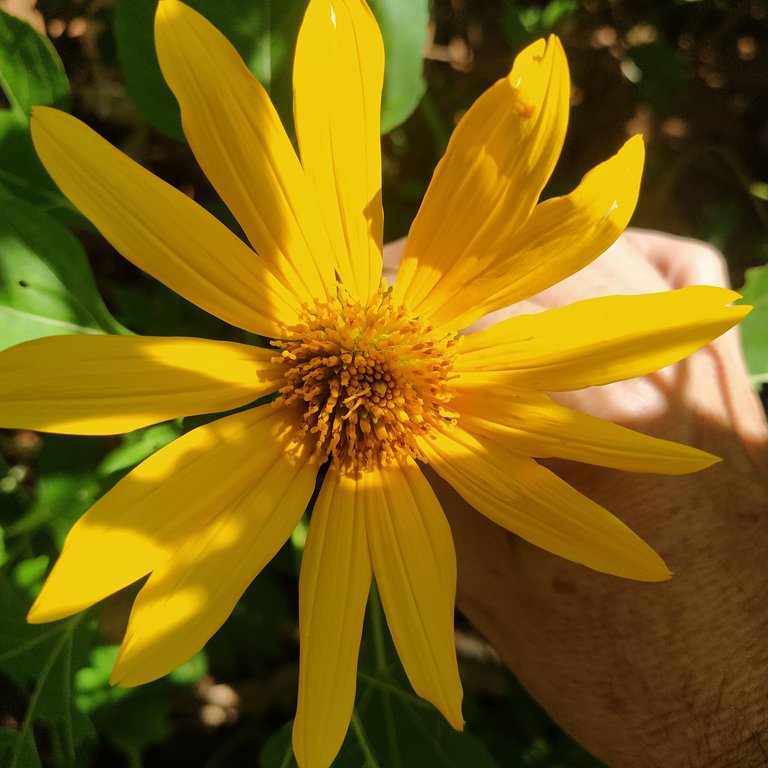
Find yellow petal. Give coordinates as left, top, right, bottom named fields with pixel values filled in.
left=29, top=406, right=302, bottom=623
left=294, top=0, right=384, bottom=302
left=31, top=107, right=300, bottom=338
left=394, top=36, right=569, bottom=316
left=0, top=335, right=282, bottom=435
left=456, top=286, right=750, bottom=390
left=364, top=459, right=464, bottom=729
left=423, top=136, right=645, bottom=331
left=453, top=382, right=718, bottom=474
left=111, top=421, right=316, bottom=686
left=293, top=464, right=372, bottom=768
left=420, top=426, right=671, bottom=581
left=155, top=0, right=335, bottom=304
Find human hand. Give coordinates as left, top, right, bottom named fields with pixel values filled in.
left=385, top=230, right=768, bottom=768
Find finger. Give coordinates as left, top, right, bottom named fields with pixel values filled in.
left=383, top=237, right=406, bottom=284
left=620, top=231, right=764, bottom=453
left=524, top=231, right=670, bottom=308
left=464, top=230, right=672, bottom=335
left=622, top=228, right=731, bottom=290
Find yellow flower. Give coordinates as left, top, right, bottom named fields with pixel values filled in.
left=0, top=1, right=747, bottom=766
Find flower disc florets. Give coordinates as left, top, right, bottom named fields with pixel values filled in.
left=272, top=284, right=458, bottom=473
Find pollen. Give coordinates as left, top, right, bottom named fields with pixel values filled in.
left=272, top=283, right=458, bottom=473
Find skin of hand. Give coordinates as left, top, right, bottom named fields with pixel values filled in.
left=384, top=230, right=768, bottom=768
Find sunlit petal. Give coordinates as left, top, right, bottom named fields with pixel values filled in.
left=112, top=424, right=316, bottom=686
left=365, top=459, right=464, bottom=729
left=31, top=107, right=300, bottom=337
left=155, top=0, right=335, bottom=304
left=456, top=286, right=749, bottom=390
left=453, top=381, right=718, bottom=473
left=424, top=136, right=645, bottom=331
left=29, top=407, right=303, bottom=623
left=420, top=426, right=671, bottom=581
left=294, top=0, right=385, bottom=301
left=20, top=9, right=753, bottom=754
left=293, top=464, right=372, bottom=768
left=394, top=36, right=569, bottom=315
left=0, top=335, right=282, bottom=435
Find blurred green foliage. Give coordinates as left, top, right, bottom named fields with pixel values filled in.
left=740, top=264, right=768, bottom=384
left=113, top=0, right=307, bottom=139
left=0, top=7, right=73, bottom=217
left=0, top=198, right=126, bottom=351
left=0, top=0, right=766, bottom=766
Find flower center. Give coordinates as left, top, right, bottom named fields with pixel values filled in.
left=271, top=284, right=458, bottom=473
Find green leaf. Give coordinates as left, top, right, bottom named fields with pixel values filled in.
left=96, top=685, right=173, bottom=762
left=0, top=576, right=95, bottom=768
left=503, top=0, right=577, bottom=47
left=98, top=423, right=182, bottom=477
left=4, top=435, right=105, bottom=548
left=12, top=555, right=49, bottom=596
left=75, top=641, right=201, bottom=767
left=77, top=645, right=174, bottom=762
left=0, top=8, right=75, bottom=214
left=0, top=9, right=68, bottom=115
left=626, top=41, right=684, bottom=108
left=261, top=585, right=500, bottom=768
left=260, top=721, right=295, bottom=768
left=519, top=0, right=578, bottom=34
left=75, top=645, right=128, bottom=713
left=261, top=692, right=500, bottom=768
left=116, top=0, right=427, bottom=140
left=739, top=263, right=768, bottom=385
left=538, top=0, right=579, bottom=29
left=76, top=646, right=185, bottom=767
left=77, top=647, right=173, bottom=763
left=113, top=0, right=182, bottom=140
left=369, top=0, right=428, bottom=133
left=167, top=650, right=208, bottom=685
left=114, top=0, right=307, bottom=140
left=0, top=730, right=41, bottom=768
left=342, top=675, right=500, bottom=768
left=0, top=198, right=128, bottom=352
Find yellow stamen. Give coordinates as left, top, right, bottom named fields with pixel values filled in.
left=272, top=283, right=458, bottom=473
